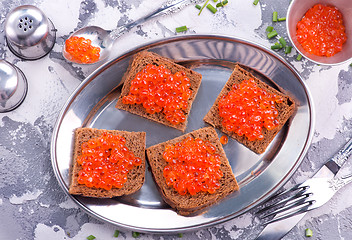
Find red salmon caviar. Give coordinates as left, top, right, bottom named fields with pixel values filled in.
left=220, top=135, right=229, bottom=145
left=65, top=36, right=101, bottom=63
left=218, top=79, right=283, bottom=141
left=77, top=132, right=141, bottom=190
left=296, top=4, right=347, bottom=57
left=122, top=64, right=192, bottom=125
left=163, top=136, right=223, bottom=195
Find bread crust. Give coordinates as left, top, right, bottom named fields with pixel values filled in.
left=203, top=64, right=296, bottom=154
left=146, top=127, right=239, bottom=216
left=115, top=51, right=202, bottom=132
left=69, top=127, right=146, bottom=198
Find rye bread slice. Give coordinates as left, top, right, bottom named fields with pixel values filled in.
left=115, top=51, right=202, bottom=132
left=146, top=127, right=239, bottom=216
left=203, top=64, right=296, bottom=154
left=69, top=127, right=146, bottom=198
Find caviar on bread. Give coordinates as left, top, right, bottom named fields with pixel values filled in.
left=69, top=128, right=146, bottom=198
left=146, top=127, right=239, bottom=216
left=116, top=51, right=202, bottom=132
left=204, top=64, right=295, bottom=154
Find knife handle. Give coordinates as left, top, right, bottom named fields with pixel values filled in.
left=326, top=138, right=352, bottom=175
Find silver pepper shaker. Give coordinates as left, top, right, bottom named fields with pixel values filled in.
left=5, top=5, right=56, bottom=60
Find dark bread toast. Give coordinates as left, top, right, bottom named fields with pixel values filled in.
left=146, top=127, right=239, bottom=216
left=203, top=64, right=296, bottom=154
left=69, top=127, right=146, bottom=198
left=115, top=51, right=202, bottom=132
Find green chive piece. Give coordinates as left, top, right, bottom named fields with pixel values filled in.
left=305, top=228, right=313, bottom=237
left=273, top=11, right=278, bottom=22
left=266, top=26, right=274, bottom=32
left=253, top=0, right=259, bottom=5
left=296, top=54, right=303, bottom=61
left=267, top=30, right=278, bottom=39
left=216, top=0, right=228, bottom=7
left=198, top=0, right=210, bottom=15
left=195, top=4, right=201, bottom=10
left=213, top=0, right=218, bottom=2
left=178, top=233, right=183, bottom=238
left=279, top=37, right=287, bottom=47
left=271, top=42, right=283, bottom=50
left=285, top=45, right=292, bottom=54
left=87, top=235, right=96, bottom=240
left=350, top=63, right=352, bottom=67
left=132, top=232, right=140, bottom=238
left=278, top=17, right=286, bottom=21
left=176, top=26, right=188, bottom=33
left=114, top=230, right=120, bottom=237
left=207, top=4, right=217, bottom=13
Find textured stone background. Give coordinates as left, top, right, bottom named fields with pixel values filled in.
left=0, top=0, right=351, bottom=239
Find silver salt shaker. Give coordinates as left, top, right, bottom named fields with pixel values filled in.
left=5, top=5, right=56, bottom=60
left=0, top=60, right=28, bottom=112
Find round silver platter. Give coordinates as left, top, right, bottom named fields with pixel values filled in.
left=51, top=35, right=315, bottom=233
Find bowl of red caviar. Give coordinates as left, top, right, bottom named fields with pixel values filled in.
left=287, top=0, right=352, bottom=65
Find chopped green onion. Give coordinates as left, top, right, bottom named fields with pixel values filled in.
left=213, top=0, right=218, bottom=2
left=195, top=4, right=201, bottom=10
left=267, top=30, right=278, bottom=39
left=273, top=11, right=278, bottom=22
left=285, top=45, right=292, bottom=54
left=266, top=26, right=274, bottom=32
left=178, top=233, right=183, bottom=238
left=87, top=235, right=96, bottom=240
left=198, top=0, right=210, bottom=15
left=176, top=26, right=188, bottom=33
left=253, top=0, right=260, bottom=5
left=132, top=232, right=140, bottom=238
left=305, top=228, right=313, bottom=237
left=350, top=62, right=352, bottom=67
left=207, top=4, right=217, bottom=13
left=296, top=54, right=303, bottom=61
left=271, top=42, right=283, bottom=50
left=279, top=37, right=287, bottom=47
left=114, top=230, right=120, bottom=237
left=216, top=0, right=228, bottom=7
left=278, top=17, right=286, bottom=21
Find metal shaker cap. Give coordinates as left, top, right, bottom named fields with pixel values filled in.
left=0, top=60, right=28, bottom=112
left=5, top=5, right=56, bottom=60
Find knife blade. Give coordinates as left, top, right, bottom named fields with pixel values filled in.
left=255, top=138, right=352, bottom=240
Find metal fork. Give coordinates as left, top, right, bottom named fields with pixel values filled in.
left=257, top=138, right=352, bottom=224
left=257, top=173, right=352, bottom=224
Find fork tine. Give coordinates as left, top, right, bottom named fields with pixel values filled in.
left=266, top=183, right=308, bottom=202
left=256, top=181, right=316, bottom=225
left=259, top=193, right=313, bottom=219
left=256, top=188, right=307, bottom=215
left=263, top=203, right=311, bottom=225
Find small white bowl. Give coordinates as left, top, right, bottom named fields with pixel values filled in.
left=286, top=0, right=352, bottom=65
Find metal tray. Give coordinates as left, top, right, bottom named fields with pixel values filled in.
left=51, top=35, right=315, bottom=233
